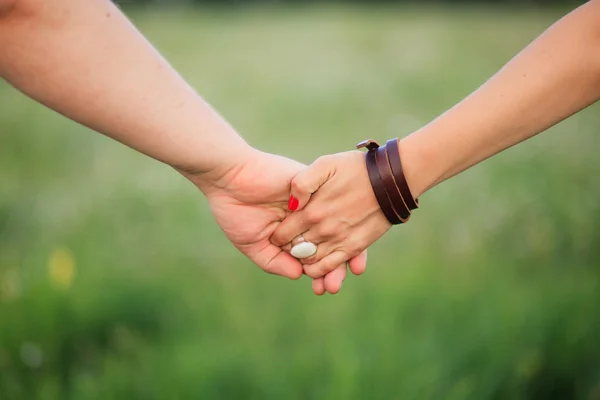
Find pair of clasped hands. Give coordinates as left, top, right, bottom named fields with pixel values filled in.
left=2, top=0, right=597, bottom=296
left=189, top=145, right=396, bottom=296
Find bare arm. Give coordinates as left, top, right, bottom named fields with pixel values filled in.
left=0, top=0, right=252, bottom=186
left=271, top=0, right=600, bottom=279
left=0, top=0, right=364, bottom=290
left=403, top=0, right=600, bottom=197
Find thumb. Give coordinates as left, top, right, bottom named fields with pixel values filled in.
left=288, top=157, right=334, bottom=212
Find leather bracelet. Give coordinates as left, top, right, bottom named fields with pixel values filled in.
left=357, top=140, right=401, bottom=224
left=375, top=145, right=410, bottom=221
left=366, top=147, right=401, bottom=224
left=357, top=138, right=418, bottom=225
left=386, top=138, right=419, bottom=210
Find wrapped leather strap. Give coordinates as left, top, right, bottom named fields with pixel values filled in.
left=358, top=138, right=419, bottom=225
left=365, top=146, right=401, bottom=224
left=375, top=146, right=410, bottom=221
left=386, top=138, right=419, bottom=210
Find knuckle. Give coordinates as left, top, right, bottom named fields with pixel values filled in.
left=304, top=263, right=326, bottom=279
left=304, top=208, right=323, bottom=225
left=344, top=241, right=363, bottom=257
left=338, top=216, right=353, bottom=230
left=313, top=155, right=330, bottom=166
left=291, top=179, right=308, bottom=195
left=271, top=232, right=288, bottom=247
left=269, top=233, right=282, bottom=247
left=321, top=261, right=337, bottom=275
left=317, top=223, right=339, bottom=239
left=305, top=269, right=321, bottom=279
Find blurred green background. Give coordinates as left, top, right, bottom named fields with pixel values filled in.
left=1, top=1, right=600, bottom=399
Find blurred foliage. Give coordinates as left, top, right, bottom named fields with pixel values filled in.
left=1, top=4, right=600, bottom=400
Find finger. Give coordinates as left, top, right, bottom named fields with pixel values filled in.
left=280, top=227, right=345, bottom=266
left=289, top=157, right=334, bottom=211
left=312, top=277, right=326, bottom=296
left=270, top=212, right=312, bottom=247
left=264, top=251, right=304, bottom=280
left=295, top=237, right=336, bottom=266
left=324, top=264, right=347, bottom=294
left=298, top=222, right=347, bottom=263
left=303, top=251, right=349, bottom=279
left=347, top=250, right=368, bottom=276
left=245, top=242, right=303, bottom=280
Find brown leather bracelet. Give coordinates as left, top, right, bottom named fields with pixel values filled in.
left=386, top=138, right=419, bottom=210
left=357, top=140, right=401, bottom=225
left=366, top=148, right=401, bottom=224
left=375, top=145, right=410, bottom=221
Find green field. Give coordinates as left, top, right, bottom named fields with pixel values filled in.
left=1, top=5, right=600, bottom=399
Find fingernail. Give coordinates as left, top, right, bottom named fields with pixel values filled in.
left=288, top=195, right=299, bottom=211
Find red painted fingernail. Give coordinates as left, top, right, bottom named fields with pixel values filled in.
left=288, top=195, right=299, bottom=211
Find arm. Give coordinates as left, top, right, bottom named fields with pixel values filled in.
left=0, top=0, right=366, bottom=291
left=0, top=0, right=250, bottom=186
left=271, top=0, right=600, bottom=279
left=402, top=0, right=600, bottom=199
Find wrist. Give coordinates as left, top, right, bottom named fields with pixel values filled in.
left=398, top=134, right=442, bottom=199
left=177, top=142, right=259, bottom=195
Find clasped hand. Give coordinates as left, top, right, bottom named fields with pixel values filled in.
left=189, top=148, right=392, bottom=295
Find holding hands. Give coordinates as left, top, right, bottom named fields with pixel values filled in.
left=185, top=148, right=372, bottom=295
left=3, top=0, right=599, bottom=296
left=273, top=150, right=390, bottom=281
left=268, top=138, right=421, bottom=294
left=191, top=140, right=415, bottom=295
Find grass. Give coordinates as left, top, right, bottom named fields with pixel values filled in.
left=1, top=4, right=599, bottom=399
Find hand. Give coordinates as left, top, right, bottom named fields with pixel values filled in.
left=184, top=149, right=366, bottom=293
left=271, top=151, right=391, bottom=279
left=310, top=250, right=367, bottom=295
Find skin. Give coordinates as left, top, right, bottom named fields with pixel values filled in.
left=0, top=0, right=364, bottom=294
left=271, top=0, right=600, bottom=279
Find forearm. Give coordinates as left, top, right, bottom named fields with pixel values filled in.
left=401, top=0, right=600, bottom=198
left=0, top=0, right=252, bottom=186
